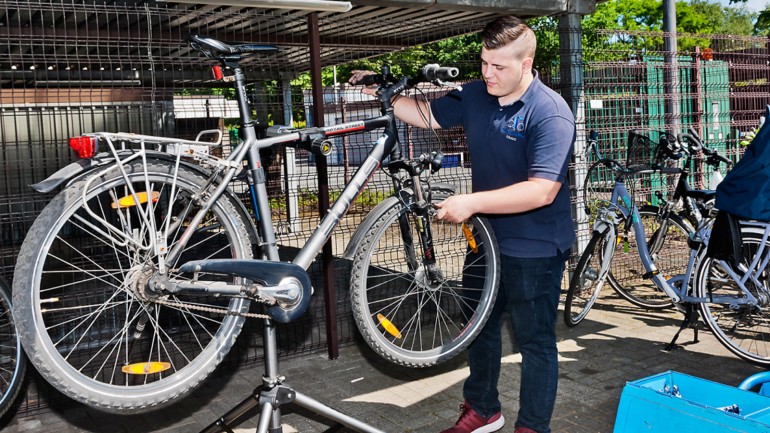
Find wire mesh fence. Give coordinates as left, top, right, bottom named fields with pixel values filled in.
left=1, top=0, right=769, bottom=416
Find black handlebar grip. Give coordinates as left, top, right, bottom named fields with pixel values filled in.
left=353, top=74, right=385, bottom=86
left=422, top=64, right=460, bottom=81
left=677, top=132, right=703, bottom=153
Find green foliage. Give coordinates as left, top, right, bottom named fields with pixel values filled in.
left=290, top=34, right=483, bottom=89
left=756, top=9, right=770, bottom=35
left=528, top=16, right=560, bottom=72
left=291, top=187, right=391, bottom=212
left=569, top=0, right=757, bottom=63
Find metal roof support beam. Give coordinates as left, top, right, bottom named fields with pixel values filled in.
left=307, top=12, right=340, bottom=361
left=351, top=0, right=596, bottom=18
left=558, top=12, right=589, bottom=253
left=663, top=0, right=681, bottom=135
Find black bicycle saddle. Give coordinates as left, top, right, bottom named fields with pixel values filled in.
left=188, top=33, right=279, bottom=60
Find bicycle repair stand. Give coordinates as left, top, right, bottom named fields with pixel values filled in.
left=200, top=318, right=387, bottom=433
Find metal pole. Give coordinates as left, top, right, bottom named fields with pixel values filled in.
left=558, top=13, right=589, bottom=255
left=663, top=0, right=681, bottom=136
left=307, top=12, right=339, bottom=360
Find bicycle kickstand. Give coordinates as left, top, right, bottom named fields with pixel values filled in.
left=665, top=303, right=700, bottom=351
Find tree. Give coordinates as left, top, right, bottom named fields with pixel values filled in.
left=755, top=8, right=770, bottom=35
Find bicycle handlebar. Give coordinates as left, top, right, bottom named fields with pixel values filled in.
left=350, top=64, right=461, bottom=94
left=421, top=64, right=460, bottom=81
left=677, top=128, right=733, bottom=167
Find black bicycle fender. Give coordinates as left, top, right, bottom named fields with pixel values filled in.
left=31, top=150, right=199, bottom=192
left=342, top=195, right=402, bottom=260
left=30, top=159, right=99, bottom=193
left=341, top=183, right=456, bottom=260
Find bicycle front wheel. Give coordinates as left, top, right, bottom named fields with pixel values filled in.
left=607, top=207, right=690, bottom=309
left=0, top=277, right=25, bottom=420
left=13, top=159, right=253, bottom=413
left=350, top=190, right=500, bottom=367
left=695, top=227, right=770, bottom=366
left=564, top=231, right=612, bottom=327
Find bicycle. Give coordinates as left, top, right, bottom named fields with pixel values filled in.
left=11, top=34, right=500, bottom=415
left=0, top=277, right=25, bottom=421
left=565, top=130, right=770, bottom=366
left=571, top=129, right=731, bottom=315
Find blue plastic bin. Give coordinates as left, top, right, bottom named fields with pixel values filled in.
left=614, top=370, right=770, bottom=433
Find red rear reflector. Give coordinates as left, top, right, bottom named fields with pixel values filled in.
left=211, top=65, right=224, bottom=81
left=69, top=136, right=98, bottom=159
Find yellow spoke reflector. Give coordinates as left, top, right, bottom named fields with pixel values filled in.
left=111, top=191, right=160, bottom=209
left=462, top=223, right=478, bottom=253
left=377, top=314, right=402, bottom=339
left=121, top=361, right=171, bottom=375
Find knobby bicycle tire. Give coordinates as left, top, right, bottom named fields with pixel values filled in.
left=0, top=277, right=25, bottom=421
left=13, top=159, right=252, bottom=413
left=608, top=207, right=691, bottom=309
left=349, top=189, right=500, bottom=367
left=695, top=226, right=770, bottom=367
left=564, top=231, right=612, bottom=327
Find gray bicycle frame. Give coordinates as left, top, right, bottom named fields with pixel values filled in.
left=593, top=169, right=767, bottom=307
left=166, top=66, right=398, bottom=286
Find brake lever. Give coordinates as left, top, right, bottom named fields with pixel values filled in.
left=434, top=78, right=463, bottom=91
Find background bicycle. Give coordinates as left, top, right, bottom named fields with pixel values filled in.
left=572, top=129, right=731, bottom=313
left=0, top=277, right=25, bottom=422
left=565, top=124, right=770, bottom=367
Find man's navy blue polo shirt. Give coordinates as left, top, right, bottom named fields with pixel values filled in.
left=430, top=74, right=576, bottom=258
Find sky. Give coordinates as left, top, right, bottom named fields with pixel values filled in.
left=717, top=0, right=768, bottom=12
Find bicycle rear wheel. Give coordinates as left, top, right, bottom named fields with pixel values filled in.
left=13, top=159, right=253, bottom=413
left=350, top=189, right=500, bottom=367
left=695, top=227, right=770, bottom=366
left=607, top=206, right=690, bottom=309
left=0, top=277, right=25, bottom=420
left=564, top=231, right=612, bottom=327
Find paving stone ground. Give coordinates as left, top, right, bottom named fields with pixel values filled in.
left=2, top=292, right=765, bottom=433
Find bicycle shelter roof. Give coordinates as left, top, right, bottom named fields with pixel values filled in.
left=0, top=0, right=595, bottom=88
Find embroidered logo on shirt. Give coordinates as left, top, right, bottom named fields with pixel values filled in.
left=501, top=115, right=525, bottom=140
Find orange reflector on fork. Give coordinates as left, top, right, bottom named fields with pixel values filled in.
left=111, top=191, right=160, bottom=209
left=377, top=314, right=402, bottom=339
left=121, top=362, right=171, bottom=375
left=462, top=223, right=478, bottom=253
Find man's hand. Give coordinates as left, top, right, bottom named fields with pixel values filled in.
left=435, top=194, right=476, bottom=223
left=348, top=70, right=378, bottom=96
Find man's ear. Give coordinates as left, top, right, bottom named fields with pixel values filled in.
left=523, top=57, right=534, bottom=72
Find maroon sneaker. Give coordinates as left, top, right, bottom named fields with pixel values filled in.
left=514, top=426, right=538, bottom=433
left=439, top=401, right=505, bottom=433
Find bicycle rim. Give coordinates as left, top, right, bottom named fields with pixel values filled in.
left=565, top=232, right=608, bottom=327
left=696, top=229, right=770, bottom=366
left=13, top=160, right=252, bottom=412
left=608, top=207, right=689, bottom=309
left=0, top=278, right=25, bottom=419
left=350, top=193, right=500, bottom=367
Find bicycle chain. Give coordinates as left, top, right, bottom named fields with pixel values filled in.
left=153, top=294, right=274, bottom=319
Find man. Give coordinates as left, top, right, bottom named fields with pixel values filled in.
left=350, top=15, right=575, bottom=433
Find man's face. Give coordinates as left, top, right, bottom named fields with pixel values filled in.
left=480, top=44, right=527, bottom=101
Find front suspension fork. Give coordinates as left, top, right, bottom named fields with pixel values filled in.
left=397, top=181, right=442, bottom=283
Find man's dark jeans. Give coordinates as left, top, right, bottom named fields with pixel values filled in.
left=463, top=251, right=568, bottom=433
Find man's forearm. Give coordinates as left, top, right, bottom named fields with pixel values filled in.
left=393, top=96, right=441, bottom=129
